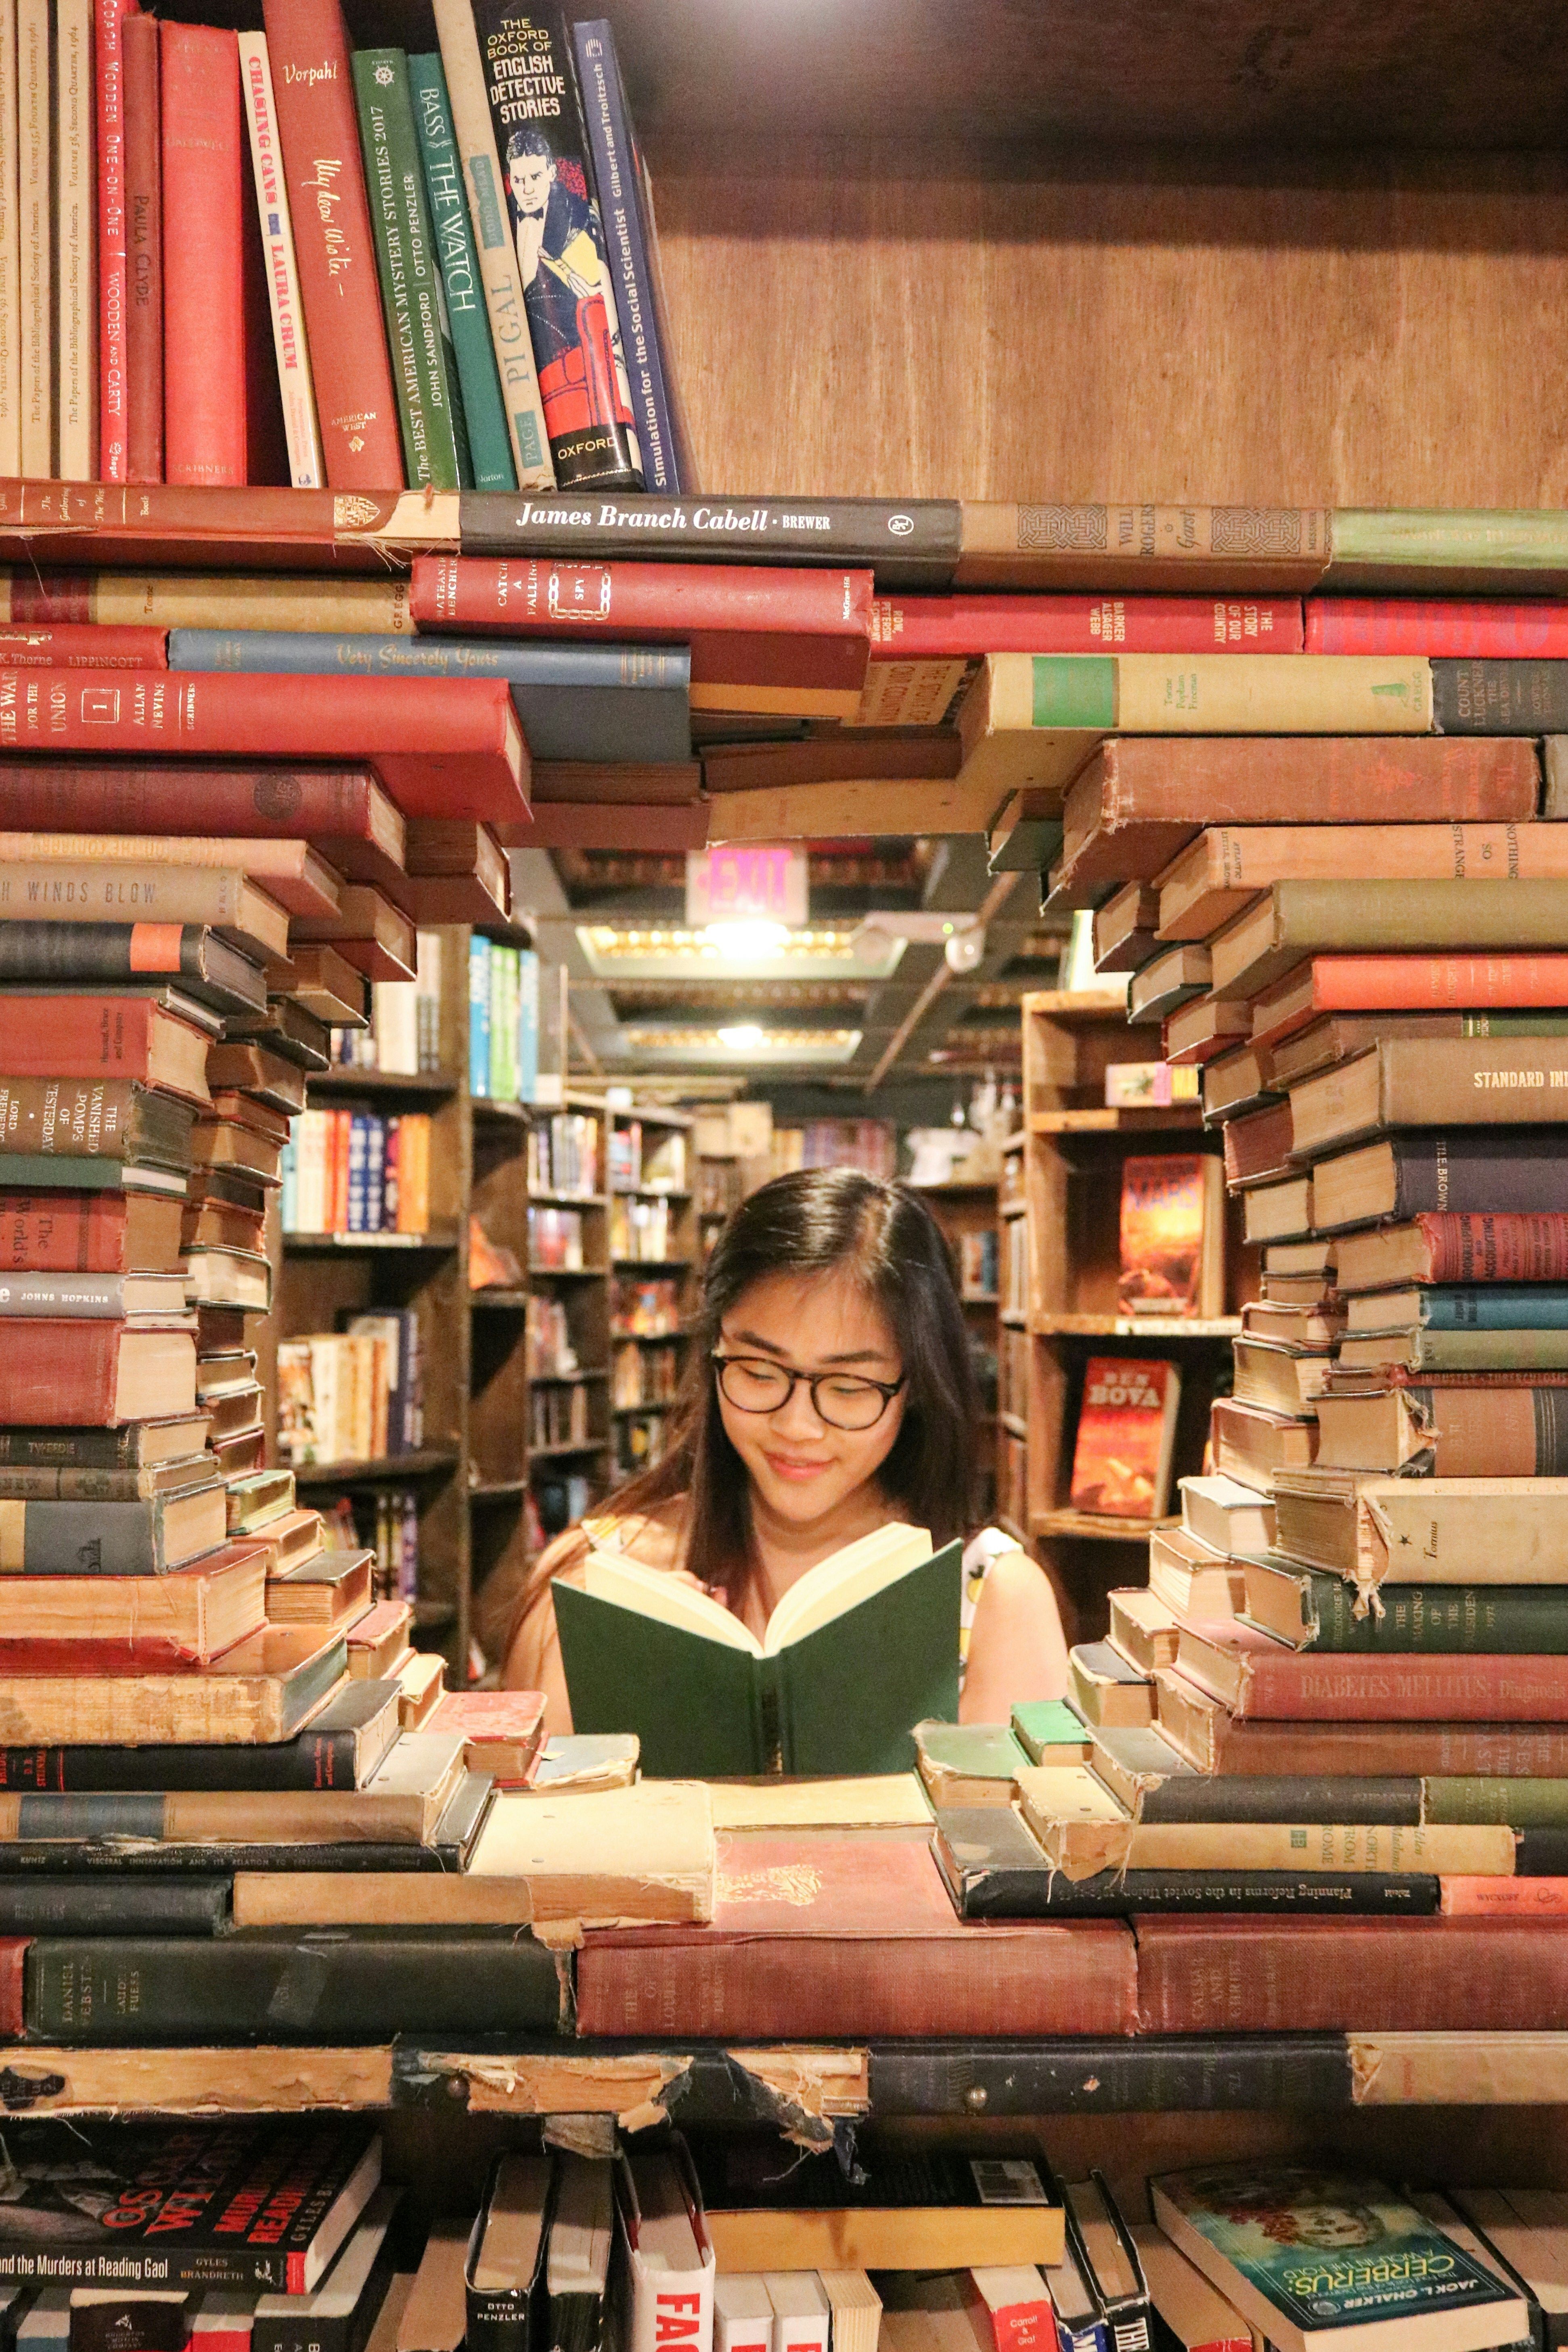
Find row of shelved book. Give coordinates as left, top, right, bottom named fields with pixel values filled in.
left=320, top=1486, right=421, bottom=1603
left=8, top=2116, right=1548, bottom=2352
left=608, top=1121, right=689, bottom=1194
left=6, top=0, right=689, bottom=498
left=612, top=1275, right=683, bottom=1336
left=469, top=935, right=542, bottom=1104
left=528, top=1111, right=602, bottom=1197
left=613, top=1339, right=679, bottom=1407
left=611, top=1193, right=679, bottom=1261
left=327, top=947, right=445, bottom=1073
left=277, top=1315, right=425, bottom=1465
left=279, top=1109, right=433, bottom=1237
left=531, top=1381, right=590, bottom=1450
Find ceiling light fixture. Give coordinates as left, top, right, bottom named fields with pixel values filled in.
left=704, top=921, right=790, bottom=961
left=717, top=1023, right=767, bottom=1050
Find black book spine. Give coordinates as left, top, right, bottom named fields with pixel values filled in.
left=943, top=1860, right=1440, bottom=1919
left=251, top=2247, right=396, bottom=2352
left=1392, top=1129, right=1568, bottom=1218
left=24, top=1935, right=564, bottom=2040
left=0, top=1875, right=228, bottom=1933
left=1515, top=1825, right=1568, bottom=1875
left=0, top=1426, right=147, bottom=1469
left=0, top=1839, right=446, bottom=1873
left=866, top=2035, right=1355, bottom=2115
left=0, top=1728, right=364, bottom=1793
left=1433, top=660, right=1568, bottom=736
left=456, top=491, right=963, bottom=587
left=1139, top=1774, right=1424, bottom=1825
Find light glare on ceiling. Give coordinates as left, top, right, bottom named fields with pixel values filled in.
left=705, top=921, right=790, bottom=961
left=717, top=1023, right=767, bottom=1050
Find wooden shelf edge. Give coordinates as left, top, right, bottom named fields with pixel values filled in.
left=1030, top=1507, right=1179, bottom=1542
left=1028, top=1108, right=1205, bottom=1134
left=1030, top=1314, right=1243, bottom=1338
left=292, top=1449, right=460, bottom=1485
left=285, top=1229, right=459, bottom=1252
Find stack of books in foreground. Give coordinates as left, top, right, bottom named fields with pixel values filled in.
left=0, top=2126, right=1561, bottom=2352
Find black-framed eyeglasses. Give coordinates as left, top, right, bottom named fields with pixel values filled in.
left=712, top=1352, right=906, bottom=1432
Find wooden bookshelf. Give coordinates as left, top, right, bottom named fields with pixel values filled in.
left=1018, top=992, right=1248, bottom=1646
left=911, top=1178, right=1001, bottom=1525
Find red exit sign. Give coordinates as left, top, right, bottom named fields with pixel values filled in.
left=686, top=845, right=808, bottom=927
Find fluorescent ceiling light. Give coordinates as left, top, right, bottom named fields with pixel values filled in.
left=705, top=921, right=790, bottom=960
left=620, top=1026, right=863, bottom=1067
left=576, top=925, right=903, bottom=982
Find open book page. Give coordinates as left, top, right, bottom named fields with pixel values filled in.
left=581, top=1548, right=762, bottom=1655
left=764, top=1521, right=933, bottom=1653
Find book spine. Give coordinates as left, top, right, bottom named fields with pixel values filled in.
left=873, top=592, right=1305, bottom=659
left=353, top=49, right=466, bottom=493
left=1411, top=1286, right=1568, bottom=1331
left=0, top=860, right=252, bottom=931
left=121, top=10, right=161, bottom=484
left=0, top=1273, right=131, bottom=1315
left=259, top=0, right=404, bottom=490
left=429, top=0, right=552, bottom=491
left=948, top=1862, right=1441, bottom=1919
left=1309, top=599, right=1568, bottom=657
left=0, top=1422, right=145, bottom=1466
left=1434, top=659, right=1568, bottom=734
left=23, top=1933, right=563, bottom=2038
left=409, top=53, right=513, bottom=492
left=1373, top=1036, right=1568, bottom=1133
left=412, top=554, right=871, bottom=638
left=161, top=25, right=247, bottom=488
left=574, top=1919, right=1139, bottom=2037
left=1280, top=1566, right=1568, bottom=1655
left=0, top=1324, right=118, bottom=1423
left=0, top=1076, right=174, bottom=1161
left=1426, top=1777, right=1568, bottom=1827
left=1329, top=508, right=1568, bottom=586
left=1, top=1496, right=162, bottom=1571
left=0, top=1192, right=130, bottom=1273
left=1305, top=956, right=1568, bottom=1018
left=1211, top=1649, right=1568, bottom=1722
left=959, top=502, right=1331, bottom=590
left=54, top=0, right=96, bottom=481
left=0, top=1876, right=227, bottom=1931
left=469, top=0, right=641, bottom=491
left=468, top=931, right=490, bottom=1096
left=1137, top=1772, right=1424, bottom=1825
left=1417, top=1213, right=1568, bottom=1283
left=0, top=0, right=19, bottom=477
left=94, top=0, right=132, bottom=479
left=0, top=998, right=166, bottom=1082
left=1439, top=1877, right=1568, bottom=1917
left=16, top=0, right=50, bottom=480
left=571, top=20, right=679, bottom=494
left=1028, top=652, right=1433, bottom=737
left=1134, top=1915, right=1568, bottom=2033
left=456, top=491, right=965, bottom=577
left=237, top=31, right=323, bottom=489
left=0, top=764, right=383, bottom=837
left=0, top=1722, right=364, bottom=1788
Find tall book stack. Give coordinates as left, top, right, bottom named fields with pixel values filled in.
left=928, top=617, right=1568, bottom=2037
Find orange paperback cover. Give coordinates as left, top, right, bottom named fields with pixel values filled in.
left=1117, top=1153, right=1220, bottom=1317
left=1068, top=1356, right=1182, bottom=1519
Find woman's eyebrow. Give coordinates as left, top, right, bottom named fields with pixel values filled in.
left=724, top=1328, right=896, bottom=1364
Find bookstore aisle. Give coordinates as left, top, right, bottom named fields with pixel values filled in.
left=13, top=0, right=1568, bottom=2345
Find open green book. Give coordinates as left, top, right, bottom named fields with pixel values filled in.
left=554, top=1522, right=962, bottom=1778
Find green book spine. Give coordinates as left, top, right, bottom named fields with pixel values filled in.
left=409, top=55, right=515, bottom=493
left=1332, top=508, right=1568, bottom=578
left=1401, top=1325, right=1568, bottom=1371
left=1010, top=1697, right=1089, bottom=1760
left=1424, top=1775, right=1568, bottom=1826
left=1269, top=1566, right=1568, bottom=1655
left=1031, top=656, right=1117, bottom=730
left=352, top=50, right=467, bottom=492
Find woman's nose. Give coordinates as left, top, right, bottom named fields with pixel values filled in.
left=772, top=1378, right=827, bottom=1437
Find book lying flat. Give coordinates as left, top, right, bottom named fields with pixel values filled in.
left=554, top=1521, right=961, bottom=1777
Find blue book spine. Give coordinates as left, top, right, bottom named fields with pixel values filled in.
left=346, top=1116, right=370, bottom=1233
left=279, top=1129, right=298, bottom=1233
left=365, top=1117, right=387, bottom=1234
left=571, top=20, right=682, bottom=495
left=167, top=630, right=692, bottom=764
left=1414, top=1284, right=1568, bottom=1330
left=469, top=935, right=491, bottom=1098
left=518, top=949, right=540, bottom=1105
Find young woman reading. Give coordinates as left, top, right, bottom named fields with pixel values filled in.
left=505, top=1168, right=1070, bottom=1730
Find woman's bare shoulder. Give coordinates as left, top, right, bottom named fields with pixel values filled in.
left=537, top=1496, right=690, bottom=1584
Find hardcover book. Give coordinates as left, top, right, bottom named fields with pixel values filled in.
left=1068, top=1358, right=1182, bottom=1518
left=554, top=1520, right=960, bottom=1777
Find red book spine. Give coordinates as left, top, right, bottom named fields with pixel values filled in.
left=0, top=998, right=165, bottom=1078
left=123, top=11, right=164, bottom=486
left=0, top=671, right=525, bottom=824
left=575, top=1920, right=1138, bottom=2039
left=96, top=0, right=136, bottom=482
left=0, top=483, right=402, bottom=571
left=0, top=624, right=167, bottom=667
left=1308, top=954, right=1568, bottom=1013
left=0, top=1324, right=119, bottom=1423
left=1135, top=1915, right=1568, bottom=2033
left=1421, top=1212, right=1568, bottom=1283
left=411, top=556, right=875, bottom=642
left=0, top=763, right=382, bottom=837
left=1308, top=597, right=1568, bottom=657
left=1193, top=1642, right=1568, bottom=1723
left=259, top=0, right=403, bottom=492
left=161, top=26, right=248, bottom=489
left=0, top=1940, right=26, bottom=2040
left=1440, top=1878, right=1568, bottom=1916
left=0, top=1191, right=137, bottom=1273
left=331, top=1109, right=350, bottom=1232
left=871, top=592, right=1306, bottom=658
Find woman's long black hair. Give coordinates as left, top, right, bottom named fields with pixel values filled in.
left=595, top=1168, right=978, bottom=1600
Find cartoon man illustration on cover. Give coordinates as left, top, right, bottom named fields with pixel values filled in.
left=504, top=121, right=641, bottom=481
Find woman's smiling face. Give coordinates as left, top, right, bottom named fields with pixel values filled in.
left=714, top=1266, right=907, bottom=1528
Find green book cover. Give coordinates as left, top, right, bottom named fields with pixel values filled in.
left=1010, top=1698, right=1089, bottom=1762
left=914, top=1722, right=1029, bottom=1781
left=554, top=1538, right=962, bottom=1779
left=353, top=50, right=471, bottom=491
left=1333, top=509, right=1568, bottom=579
left=1153, top=2167, right=1521, bottom=2349
left=1249, top=1562, right=1568, bottom=1655
left=409, top=54, right=516, bottom=492
left=1424, top=1774, right=1568, bottom=1827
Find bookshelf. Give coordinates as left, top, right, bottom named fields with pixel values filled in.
left=911, top=1179, right=1001, bottom=1527
left=1019, top=992, right=1248, bottom=1647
